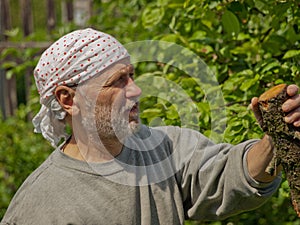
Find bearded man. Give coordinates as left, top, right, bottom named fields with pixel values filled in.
left=2, top=28, right=300, bottom=225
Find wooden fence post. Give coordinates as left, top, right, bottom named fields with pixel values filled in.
left=0, top=0, right=5, bottom=119
left=0, top=0, right=17, bottom=119
left=0, top=0, right=11, bottom=34
left=0, top=71, right=7, bottom=119
left=62, top=0, right=74, bottom=23
left=21, top=0, right=34, bottom=120
left=20, top=0, right=33, bottom=36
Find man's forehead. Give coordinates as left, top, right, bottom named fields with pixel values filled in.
left=110, top=63, right=133, bottom=73
left=83, top=60, right=133, bottom=85
left=101, top=63, right=133, bottom=80
left=111, top=64, right=134, bottom=76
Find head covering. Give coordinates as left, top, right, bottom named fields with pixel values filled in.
left=32, top=28, right=130, bottom=147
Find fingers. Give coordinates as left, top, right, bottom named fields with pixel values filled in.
left=284, top=107, right=300, bottom=126
left=282, top=84, right=300, bottom=127
left=250, top=97, right=259, bottom=112
left=282, top=93, right=300, bottom=112
left=250, top=85, right=300, bottom=128
left=286, top=84, right=299, bottom=97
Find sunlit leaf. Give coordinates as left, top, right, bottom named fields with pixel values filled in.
left=282, top=50, right=300, bottom=59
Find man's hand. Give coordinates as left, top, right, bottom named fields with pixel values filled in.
left=247, top=84, right=300, bottom=183
left=251, top=84, right=300, bottom=127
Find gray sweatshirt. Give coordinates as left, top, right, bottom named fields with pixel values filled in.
left=1, top=125, right=281, bottom=225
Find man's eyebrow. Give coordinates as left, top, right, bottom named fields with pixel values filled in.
left=105, top=65, right=134, bottom=84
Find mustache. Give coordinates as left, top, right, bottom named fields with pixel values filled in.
left=114, top=96, right=139, bottom=112
left=124, top=100, right=138, bottom=111
left=116, top=102, right=139, bottom=117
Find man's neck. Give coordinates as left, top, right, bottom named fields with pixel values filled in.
left=62, top=135, right=123, bottom=162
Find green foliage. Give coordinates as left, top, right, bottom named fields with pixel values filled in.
left=0, top=106, right=52, bottom=218
left=91, top=0, right=151, bottom=42
left=1, top=0, right=300, bottom=223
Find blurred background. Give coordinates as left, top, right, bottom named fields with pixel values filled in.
left=0, top=0, right=299, bottom=224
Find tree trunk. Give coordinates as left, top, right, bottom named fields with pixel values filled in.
left=0, top=0, right=17, bottom=118
left=258, top=83, right=300, bottom=217
left=0, top=0, right=12, bottom=37
left=62, top=0, right=74, bottom=23
left=47, top=0, right=56, bottom=32
left=20, top=0, right=33, bottom=36
left=73, top=0, right=92, bottom=27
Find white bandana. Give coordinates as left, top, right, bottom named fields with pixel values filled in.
left=32, top=28, right=130, bottom=147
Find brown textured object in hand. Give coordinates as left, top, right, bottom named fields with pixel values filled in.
left=258, top=83, right=300, bottom=217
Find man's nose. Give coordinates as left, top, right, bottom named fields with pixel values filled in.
left=125, top=78, right=142, bottom=98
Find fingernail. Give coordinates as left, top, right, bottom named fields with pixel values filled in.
left=285, top=116, right=291, bottom=123
left=282, top=104, right=289, bottom=111
left=294, top=121, right=300, bottom=127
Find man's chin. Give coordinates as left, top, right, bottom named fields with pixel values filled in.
left=128, top=120, right=141, bottom=134
left=106, top=119, right=140, bottom=141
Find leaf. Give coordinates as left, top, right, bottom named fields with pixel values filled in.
left=254, top=0, right=269, bottom=14
left=140, top=108, right=163, bottom=119
left=189, top=30, right=207, bottom=41
left=0, top=48, right=20, bottom=59
left=282, top=50, right=300, bottom=59
left=228, top=1, right=248, bottom=23
left=160, top=34, right=178, bottom=42
left=169, top=16, right=176, bottom=30
left=1, top=61, right=17, bottom=69
left=157, top=0, right=169, bottom=6
left=148, top=117, right=166, bottom=127
left=142, top=4, right=165, bottom=29
left=242, top=119, right=249, bottom=129
left=261, top=61, right=281, bottom=73
left=166, top=106, right=179, bottom=120
left=221, top=10, right=240, bottom=36
left=183, top=0, right=190, bottom=8
left=3, top=28, right=20, bottom=37
left=6, top=70, right=14, bottom=80
left=180, top=77, right=196, bottom=89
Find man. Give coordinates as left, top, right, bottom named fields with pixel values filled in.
left=1, top=28, right=300, bottom=224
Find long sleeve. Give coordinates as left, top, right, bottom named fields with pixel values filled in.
left=155, top=126, right=281, bottom=221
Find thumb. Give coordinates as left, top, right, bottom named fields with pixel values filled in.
left=250, top=97, right=264, bottom=128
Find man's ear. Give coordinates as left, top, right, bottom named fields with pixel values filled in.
left=55, top=86, right=78, bottom=115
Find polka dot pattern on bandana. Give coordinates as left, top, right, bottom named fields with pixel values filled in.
left=34, top=28, right=130, bottom=106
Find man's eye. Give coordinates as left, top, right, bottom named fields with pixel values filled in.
left=115, top=76, right=125, bottom=84
left=106, top=72, right=134, bottom=87
left=118, top=73, right=134, bottom=84
left=111, top=75, right=127, bottom=86
left=129, top=73, right=134, bottom=80
left=119, top=76, right=126, bottom=82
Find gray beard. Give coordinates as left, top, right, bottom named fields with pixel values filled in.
left=81, top=102, right=140, bottom=144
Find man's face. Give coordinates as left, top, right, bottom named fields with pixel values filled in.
left=75, top=62, right=142, bottom=141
